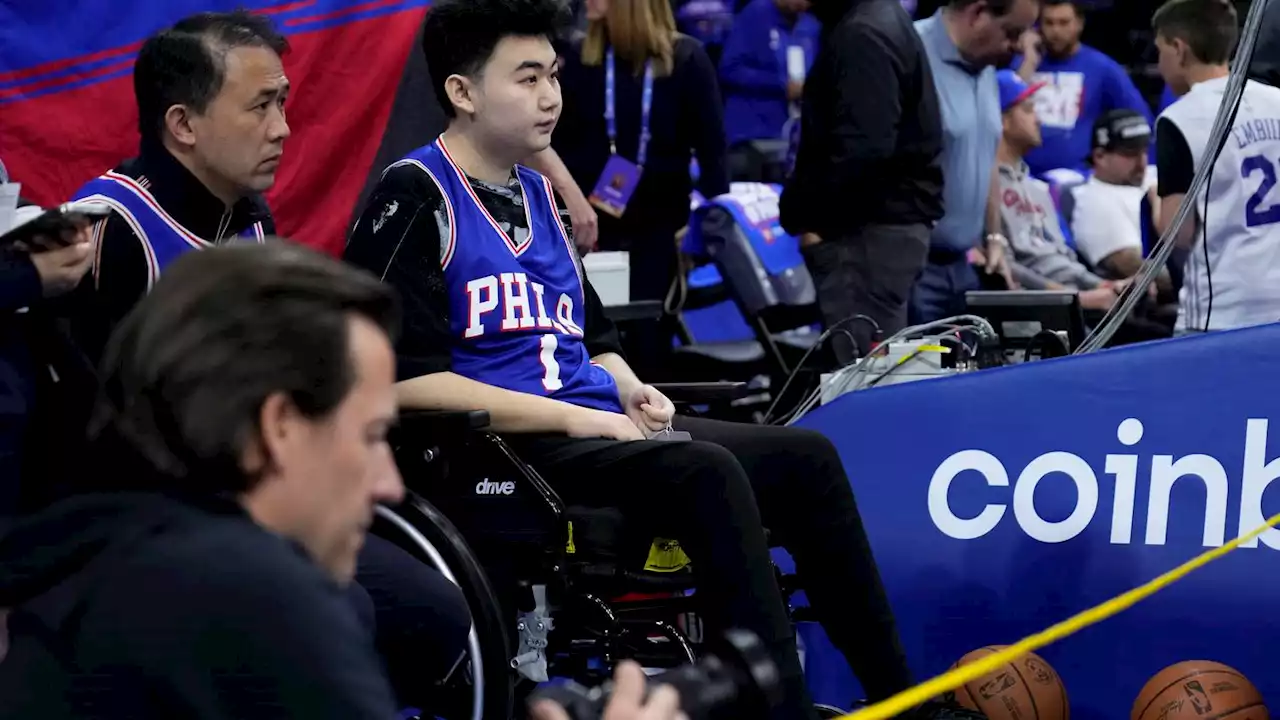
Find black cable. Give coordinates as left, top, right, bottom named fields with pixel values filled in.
left=1023, top=329, right=1071, bottom=363
left=841, top=315, right=883, bottom=354
left=761, top=313, right=882, bottom=425
left=1201, top=171, right=1214, bottom=332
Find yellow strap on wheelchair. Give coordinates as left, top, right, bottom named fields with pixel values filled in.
left=562, top=523, right=691, bottom=573
left=645, top=539, right=693, bottom=573
left=838, top=510, right=1280, bottom=720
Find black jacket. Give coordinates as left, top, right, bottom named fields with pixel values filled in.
left=72, top=140, right=275, bottom=366
left=780, top=0, right=944, bottom=238
left=0, top=235, right=42, bottom=517
left=0, top=488, right=399, bottom=719
left=0, top=200, right=97, bottom=519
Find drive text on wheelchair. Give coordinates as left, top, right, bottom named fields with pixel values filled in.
left=927, top=418, right=1280, bottom=549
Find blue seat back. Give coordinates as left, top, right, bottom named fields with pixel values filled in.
left=678, top=192, right=755, bottom=344
left=683, top=182, right=814, bottom=317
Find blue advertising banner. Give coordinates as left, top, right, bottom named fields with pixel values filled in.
left=794, top=324, right=1280, bottom=719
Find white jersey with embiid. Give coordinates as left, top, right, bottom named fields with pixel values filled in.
left=1160, top=76, right=1280, bottom=330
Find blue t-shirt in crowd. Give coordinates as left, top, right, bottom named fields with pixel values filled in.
left=718, top=0, right=819, bottom=146
left=1014, top=45, right=1152, bottom=175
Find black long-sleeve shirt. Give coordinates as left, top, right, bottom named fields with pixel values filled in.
left=551, top=34, right=730, bottom=245
left=780, top=0, right=944, bottom=238
left=72, top=142, right=275, bottom=365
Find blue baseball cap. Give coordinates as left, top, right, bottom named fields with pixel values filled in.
left=997, top=70, right=1046, bottom=113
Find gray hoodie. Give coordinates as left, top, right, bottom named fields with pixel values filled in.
left=996, top=160, right=1104, bottom=290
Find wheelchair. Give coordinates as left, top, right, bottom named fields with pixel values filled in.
left=372, top=387, right=843, bottom=720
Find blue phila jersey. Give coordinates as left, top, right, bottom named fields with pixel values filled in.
left=394, top=139, right=622, bottom=414
left=72, top=171, right=266, bottom=289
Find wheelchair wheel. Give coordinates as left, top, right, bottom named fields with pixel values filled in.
left=376, top=497, right=514, bottom=720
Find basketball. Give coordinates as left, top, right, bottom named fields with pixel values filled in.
left=947, top=646, right=1069, bottom=720
left=1131, top=661, right=1267, bottom=720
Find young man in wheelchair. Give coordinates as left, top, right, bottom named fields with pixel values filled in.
left=344, top=1, right=979, bottom=718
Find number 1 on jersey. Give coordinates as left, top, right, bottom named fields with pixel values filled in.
left=539, top=334, right=563, bottom=391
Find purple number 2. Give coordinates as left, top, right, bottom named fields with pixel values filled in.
left=1242, top=154, right=1280, bottom=227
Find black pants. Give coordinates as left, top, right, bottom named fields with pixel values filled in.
left=505, top=416, right=912, bottom=720
left=802, top=224, right=931, bottom=365
left=352, top=534, right=472, bottom=711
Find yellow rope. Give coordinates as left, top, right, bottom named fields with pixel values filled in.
left=838, top=510, right=1280, bottom=720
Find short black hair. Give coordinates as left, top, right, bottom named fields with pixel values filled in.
left=1042, top=0, right=1082, bottom=15
left=134, top=10, right=289, bottom=141
left=89, top=242, right=399, bottom=495
left=420, top=0, right=569, bottom=118
left=949, top=0, right=1017, bottom=15
left=1153, top=0, right=1239, bottom=65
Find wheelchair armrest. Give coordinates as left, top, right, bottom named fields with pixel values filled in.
left=650, top=381, right=749, bottom=404
left=397, top=409, right=492, bottom=435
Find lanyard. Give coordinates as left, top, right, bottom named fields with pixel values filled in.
left=604, top=48, right=654, bottom=169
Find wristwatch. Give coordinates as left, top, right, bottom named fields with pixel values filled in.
left=984, top=232, right=1010, bottom=248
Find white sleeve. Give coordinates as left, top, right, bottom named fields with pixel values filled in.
left=1070, top=187, right=1143, bottom=268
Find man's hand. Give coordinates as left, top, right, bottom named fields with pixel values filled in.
left=1079, top=285, right=1120, bottom=311
left=625, top=385, right=675, bottom=437
left=24, top=226, right=94, bottom=298
left=565, top=190, right=599, bottom=253
left=982, top=236, right=1018, bottom=289
left=565, top=407, right=645, bottom=441
left=1016, top=30, right=1042, bottom=80
left=529, top=661, right=686, bottom=720
left=1113, top=277, right=1158, bottom=302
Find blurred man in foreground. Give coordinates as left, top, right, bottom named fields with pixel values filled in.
left=0, top=244, right=407, bottom=718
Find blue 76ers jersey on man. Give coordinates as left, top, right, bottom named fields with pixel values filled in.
left=72, top=171, right=265, bottom=286
left=394, top=139, right=623, bottom=414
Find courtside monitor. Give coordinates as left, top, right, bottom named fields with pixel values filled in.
left=965, top=290, right=1086, bottom=359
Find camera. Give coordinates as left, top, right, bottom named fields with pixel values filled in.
left=528, top=629, right=782, bottom=720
